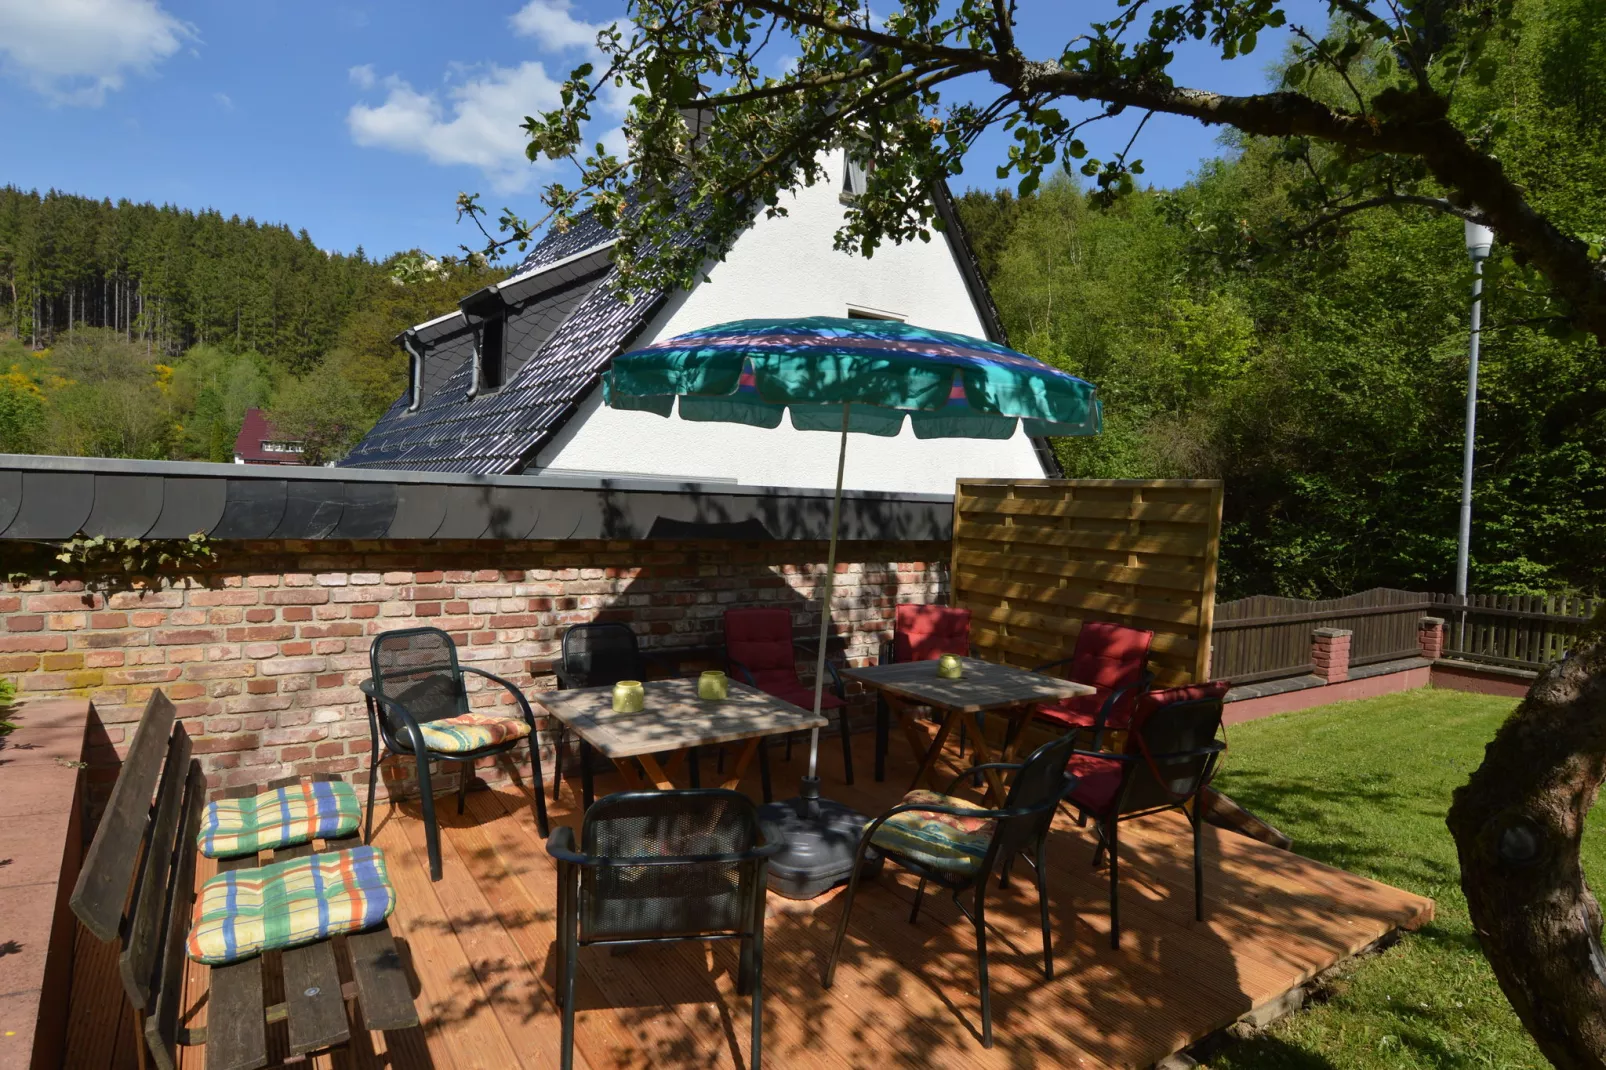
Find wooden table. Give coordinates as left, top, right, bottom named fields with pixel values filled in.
left=536, top=678, right=828, bottom=808
left=844, top=656, right=1094, bottom=804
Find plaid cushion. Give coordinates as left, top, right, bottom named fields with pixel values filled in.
left=417, top=712, right=530, bottom=753
left=186, top=846, right=396, bottom=965
left=871, top=789, right=997, bottom=875
left=198, top=779, right=361, bottom=859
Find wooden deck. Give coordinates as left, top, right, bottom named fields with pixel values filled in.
left=66, top=728, right=1432, bottom=1069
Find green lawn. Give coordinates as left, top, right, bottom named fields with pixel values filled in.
left=1209, top=686, right=1602, bottom=1070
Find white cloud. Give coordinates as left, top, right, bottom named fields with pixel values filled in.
left=214, top=91, right=233, bottom=111
left=509, top=0, right=609, bottom=51
left=348, top=63, right=376, bottom=90
left=347, top=62, right=563, bottom=193
left=0, top=0, right=193, bottom=105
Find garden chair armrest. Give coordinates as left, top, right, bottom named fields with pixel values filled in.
left=793, top=640, right=847, bottom=700
left=460, top=665, right=538, bottom=726
left=361, top=686, right=431, bottom=753
left=552, top=665, right=582, bottom=690
left=726, top=657, right=759, bottom=688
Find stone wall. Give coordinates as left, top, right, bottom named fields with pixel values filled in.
left=0, top=538, right=948, bottom=803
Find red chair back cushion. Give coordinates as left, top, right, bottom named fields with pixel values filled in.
left=724, top=608, right=801, bottom=693
left=893, top=604, right=971, bottom=662
left=1126, top=679, right=1232, bottom=750
left=1066, top=621, right=1154, bottom=691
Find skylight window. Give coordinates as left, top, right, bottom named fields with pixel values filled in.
left=473, top=310, right=507, bottom=396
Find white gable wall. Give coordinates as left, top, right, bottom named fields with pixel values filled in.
left=531, top=150, right=1049, bottom=494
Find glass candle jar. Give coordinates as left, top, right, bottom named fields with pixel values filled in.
left=936, top=654, right=964, bottom=679
left=611, top=680, right=645, bottom=713
left=698, top=670, right=729, bottom=700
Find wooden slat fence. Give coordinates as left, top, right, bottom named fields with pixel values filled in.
left=1210, top=588, right=1430, bottom=684
left=951, top=479, right=1223, bottom=686
left=1429, top=592, right=1599, bottom=670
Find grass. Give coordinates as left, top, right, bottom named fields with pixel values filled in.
left=1208, top=685, right=1605, bottom=1070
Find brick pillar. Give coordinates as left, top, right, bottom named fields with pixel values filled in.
left=1311, top=627, right=1352, bottom=683
left=1418, top=616, right=1446, bottom=660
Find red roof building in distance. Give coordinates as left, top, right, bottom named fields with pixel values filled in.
left=233, top=408, right=304, bottom=465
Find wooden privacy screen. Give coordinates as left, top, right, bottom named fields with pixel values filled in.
left=950, top=479, right=1224, bottom=686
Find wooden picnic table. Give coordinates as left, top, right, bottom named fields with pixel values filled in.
left=843, top=656, right=1094, bottom=805
left=536, top=678, right=828, bottom=808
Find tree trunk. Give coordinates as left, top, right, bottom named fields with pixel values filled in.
left=1447, top=610, right=1606, bottom=1070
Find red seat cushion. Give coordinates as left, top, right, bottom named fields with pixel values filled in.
left=1065, top=752, right=1125, bottom=815
left=1034, top=691, right=1105, bottom=731
left=893, top=605, right=971, bottom=663
left=724, top=608, right=802, bottom=693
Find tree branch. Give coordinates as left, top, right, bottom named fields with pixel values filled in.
left=1288, top=193, right=1478, bottom=239
left=731, top=0, right=988, bottom=65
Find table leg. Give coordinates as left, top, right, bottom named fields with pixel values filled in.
left=720, top=738, right=763, bottom=792
left=580, top=740, right=595, bottom=810
left=908, top=710, right=961, bottom=794
left=636, top=752, right=679, bottom=791
left=959, top=711, right=1012, bottom=805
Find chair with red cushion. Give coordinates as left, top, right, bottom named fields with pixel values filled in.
left=1032, top=621, right=1154, bottom=745
left=874, top=605, right=973, bottom=781
left=1064, top=680, right=1229, bottom=948
left=724, top=607, right=856, bottom=784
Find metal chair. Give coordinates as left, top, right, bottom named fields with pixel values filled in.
left=821, top=729, right=1081, bottom=1048
left=360, top=626, right=549, bottom=881
left=1064, top=682, right=1229, bottom=947
left=547, top=790, right=780, bottom=1070
left=724, top=607, right=855, bottom=783
left=875, top=604, right=973, bottom=781
left=1032, top=620, right=1154, bottom=744
left=550, top=622, right=646, bottom=804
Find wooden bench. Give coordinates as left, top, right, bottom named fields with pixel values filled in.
left=68, top=689, right=419, bottom=1070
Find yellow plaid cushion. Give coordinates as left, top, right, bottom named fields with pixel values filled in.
left=416, top=712, right=531, bottom=753
left=198, top=779, right=361, bottom=859
left=870, top=789, right=997, bottom=875
left=186, top=846, right=396, bottom=965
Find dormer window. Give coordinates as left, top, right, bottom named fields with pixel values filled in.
left=472, top=309, right=507, bottom=396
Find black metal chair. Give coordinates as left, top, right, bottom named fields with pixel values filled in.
left=547, top=790, right=780, bottom=1070
left=551, top=622, right=646, bottom=804
left=821, top=730, right=1081, bottom=1048
left=1064, top=685, right=1228, bottom=947
left=360, top=626, right=549, bottom=881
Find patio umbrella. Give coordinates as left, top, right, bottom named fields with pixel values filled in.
left=603, top=315, right=1101, bottom=895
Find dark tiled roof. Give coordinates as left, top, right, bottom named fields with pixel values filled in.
left=340, top=227, right=667, bottom=473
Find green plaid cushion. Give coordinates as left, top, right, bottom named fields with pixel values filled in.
left=198, top=779, right=361, bottom=859
left=186, top=846, right=396, bottom=964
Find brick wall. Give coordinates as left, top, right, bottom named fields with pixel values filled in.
left=1, top=538, right=948, bottom=803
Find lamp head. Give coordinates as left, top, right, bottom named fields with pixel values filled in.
left=1464, top=218, right=1495, bottom=261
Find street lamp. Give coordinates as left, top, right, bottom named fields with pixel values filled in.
left=1455, top=217, right=1495, bottom=626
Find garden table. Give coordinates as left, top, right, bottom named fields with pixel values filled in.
left=843, top=656, right=1094, bottom=805
left=536, top=678, right=828, bottom=808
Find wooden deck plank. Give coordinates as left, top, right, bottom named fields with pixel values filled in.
left=80, top=724, right=1432, bottom=1070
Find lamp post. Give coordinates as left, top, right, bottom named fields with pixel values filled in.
left=1455, top=217, right=1495, bottom=637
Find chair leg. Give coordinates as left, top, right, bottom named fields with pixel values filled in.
left=874, top=695, right=888, bottom=782
left=529, top=739, right=551, bottom=838
left=457, top=760, right=470, bottom=815
left=1107, top=819, right=1121, bottom=949
left=838, top=706, right=854, bottom=785
left=688, top=746, right=701, bottom=789
left=909, top=877, right=927, bottom=924
left=580, top=740, right=595, bottom=811
left=364, top=700, right=381, bottom=845
left=821, top=844, right=872, bottom=988
left=1192, top=799, right=1206, bottom=922
left=1034, top=842, right=1054, bottom=980
left=551, top=729, right=567, bottom=803
left=558, top=873, right=579, bottom=1070
left=416, top=754, right=442, bottom=882
left=974, top=889, right=993, bottom=1049
left=785, top=735, right=793, bottom=762
left=758, top=736, right=773, bottom=804
left=749, top=875, right=767, bottom=1070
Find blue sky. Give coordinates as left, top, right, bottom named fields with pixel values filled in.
left=0, top=0, right=1321, bottom=261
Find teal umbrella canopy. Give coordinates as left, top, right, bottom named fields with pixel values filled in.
left=604, top=316, right=1101, bottom=439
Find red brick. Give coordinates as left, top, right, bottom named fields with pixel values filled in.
left=265, top=726, right=327, bottom=746
left=105, top=667, right=183, bottom=685
left=402, top=586, right=454, bottom=601
left=315, top=673, right=345, bottom=688
left=245, top=608, right=276, bottom=623
left=280, top=640, right=313, bottom=656
left=264, top=590, right=329, bottom=605
left=415, top=603, right=442, bottom=617
left=0, top=654, right=41, bottom=672
left=414, top=571, right=444, bottom=583
left=85, top=650, right=126, bottom=668
left=0, top=634, right=68, bottom=652
left=8, top=615, right=44, bottom=631
left=315, top=742, right=345, bottom=759
left=27, top=592, right=95, bottom=611
left=283, top=607, right=314, bottom=622
left=300, top=623, right=362, bottom=638
left=192, top=733, right=261, bottom=754
left=156, top=628, right=221, bottom=645
left=226, top=625, right=294, bottom=642
left=247, top=679, right=279, bottom=694
left=0, top=596, right=19, bottom=613
left=90, top=612, right=129, bottom=629
left=280, top=745, right=314, bottom=762
left=129, top=611, right=166, bottom=628
left=48, top=613, right=87, bottom=630
left=351, top=605, right=379, bottom=619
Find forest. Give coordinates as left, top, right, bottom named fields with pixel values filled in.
left=0, top=189, right=501, bottom=464
left=0, top=0, right=1601, bottom=600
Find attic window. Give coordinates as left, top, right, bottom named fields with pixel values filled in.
left=473, top=311, right=507, bottom=395
left=841, top=155, right=873, bottom=203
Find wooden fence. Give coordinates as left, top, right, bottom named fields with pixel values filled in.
left=1211, top=588, right=1430, bottom=684
left=1429, top=592, right=1599, bottom=670
left=950, top=479, right=1223, bottom=686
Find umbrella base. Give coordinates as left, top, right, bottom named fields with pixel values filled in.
left=758, top=777, right=880, bottom=900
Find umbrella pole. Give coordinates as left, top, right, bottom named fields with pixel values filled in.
left=806, top=403, right=851, bottom=785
